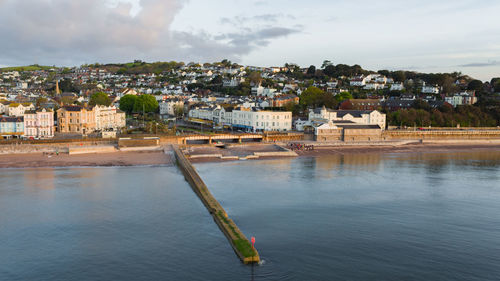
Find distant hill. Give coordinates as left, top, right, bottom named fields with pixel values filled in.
left=0, top=65, right=55, bottom=72
left=90, top=61, right=185, bottom=75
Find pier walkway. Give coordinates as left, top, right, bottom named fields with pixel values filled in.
left=172, top=145, right=260, bottom=264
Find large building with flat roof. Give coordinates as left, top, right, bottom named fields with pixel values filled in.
left=232, top=107, right=292, bottom=132
left=308, top=106, right=386, bottom=130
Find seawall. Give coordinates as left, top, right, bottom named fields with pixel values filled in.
left=172, top=145, right=260, bottom=264
left=383, top=130, right=500, bottom=140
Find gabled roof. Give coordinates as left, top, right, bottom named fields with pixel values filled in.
left=62, top=105, right=84, bottom=111
left=0, top=116, right=23, bottom=122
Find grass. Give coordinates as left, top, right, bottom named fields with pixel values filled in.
left=178, top=126, right=216, bottom=135
left=218, top=211, right=256, bottom=258
left=0, top=65, right=54, bottom=72
left=233, top=239, right=256, bottom=258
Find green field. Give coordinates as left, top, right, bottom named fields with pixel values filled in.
left=0, top=65, right=55, bottom=72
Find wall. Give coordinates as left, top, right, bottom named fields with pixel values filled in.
left=383, top=130, right=500, bottom=140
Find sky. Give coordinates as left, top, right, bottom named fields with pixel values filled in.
left=0, top=0, right=499, bottom=81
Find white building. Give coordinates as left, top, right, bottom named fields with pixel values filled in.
left=94, top=105, right=126, bottom=131
left=422, top=85, right=440, bottom=94
left=444, top=91, right=478, bottom=107
left=0, top=101, right=9, bottom=114
left=212, top=107, right=233, bottom=126
left=160, top=100, right=185, bottom=116
left=364, top=82, right=384, bottom=90
left=350, top=76, right=367, bottom=87
left=16, top=82, right=28, bottom=89
left=223, top=78, right=242, bottom=87
left=390, top=83, right=404, bottom=91
left=308, top=106, right=386, bottom=130
left=251, top=86, right=278, bottom=97
left=8, top=103, right=35, bottom=117
left=231, top=108, right=292, bottom=132
left=23, top=109, right=54, bottom=139
left=188, top=105, right=216, bottom=121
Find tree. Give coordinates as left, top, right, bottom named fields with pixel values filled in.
left=306, top=65, right=316, bottom=76
left=248, top=72, right=262, bottom=86
left=300, top=86, right=337, bottom=109
left=174, top=104, right=184, bottom=118
left=58, top=78, right=78, bottom=93
left=339, top=100, right=354, bottom=110
left=133, top=94, right=159, bottom=113
left=35, top=97, right=48, bottom=107
left=323, top=65, right=335, bottom=77
left=211, top=75, right=223, bottom=85
left=321, top=60, right=332, bottom=69
left=392, top=71, right=406, bottom=83
left=493, top=80, right=500, bottom=92
left=119, top=94, right=137, bottom=114
left=335, top=92, right=353, bottom=103
left=60, top=96, right=76, bottom=105
left=412, top=99, right=431, bottom=111
left=467, top=80, right=483, bottom=92
left=89, top=92, right=111, bottom=106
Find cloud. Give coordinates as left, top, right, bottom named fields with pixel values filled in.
left=219, top=13, right=296, bottom=25
left=0, top=0, right=301, bottom=66
left=170, top=26, right=301, bottom=63
left=458, top=61, right=500, bottom=67
left=0, top=0, right=185, bottom=65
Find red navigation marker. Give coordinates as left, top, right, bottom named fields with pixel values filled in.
left=251, top=237, right=255, bottom=248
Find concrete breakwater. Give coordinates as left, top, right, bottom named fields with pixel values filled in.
left=172, top=145, right=260, bottom=264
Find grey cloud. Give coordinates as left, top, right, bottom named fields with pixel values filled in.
left=219, top=13, right=296, bottom=26
left=0, top=0, right=301, bottom=66
left=459, top=61, right=500, bottom=67
left=170, top=26, right=301, bottom=63
left=215, top=27, right=300, bottom=48
left=0, top=0, right=185, bottom=65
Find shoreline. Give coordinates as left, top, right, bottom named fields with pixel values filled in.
left=1, top=141, right=500, bottom=168
left=296, top=142, right=500, bottom=157
left=0, top=150, right=174, bottom=169
left=189, top=142, right=500, bottom=163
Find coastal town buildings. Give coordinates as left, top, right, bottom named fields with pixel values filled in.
left=94, top=105, right=126, bottom=131
left=231, top=108, right=292, bottom=132
left=422, top=85, right=440, bottom=94
left=0, top=116, right=24, bottom=138
left=57, top=106, right=96, bottom=135
left=271, top=94, right=299, bottom=107
left=8, top=103, right=35, bottom=117
left=308, top=106, right=386, bottom=129
left=0, top=59, right=496, bottom=138
left=313, top=121, right=382, bottom=142
left=23, top=109, right=54, bottom=139
left=160, top=99, right=184, bottom=116
left=444, top=91, right=478, bottom=107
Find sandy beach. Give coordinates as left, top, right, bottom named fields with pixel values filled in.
left=0, top=150, right=173, bottom=168
left=1, top=142, right=500, bottom=168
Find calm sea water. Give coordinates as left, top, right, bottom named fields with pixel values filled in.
left=2, top=151, right=500, bottom=280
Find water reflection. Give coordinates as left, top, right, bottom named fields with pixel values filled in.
left=2, top=150, right=500, bottom=281
left=196, top=151, right=500, bottom=280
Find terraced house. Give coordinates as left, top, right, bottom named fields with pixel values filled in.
left=0, top=116, right=24, bottom=139
left=94, top=105, right=126, bottom=131
left=57, top=105, right=125, bottom=136
left=24, top=109, right=54, bottom=139
left=57, top=106, right=96, bottom=135
left=7, top=102, right=35, bottom=117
